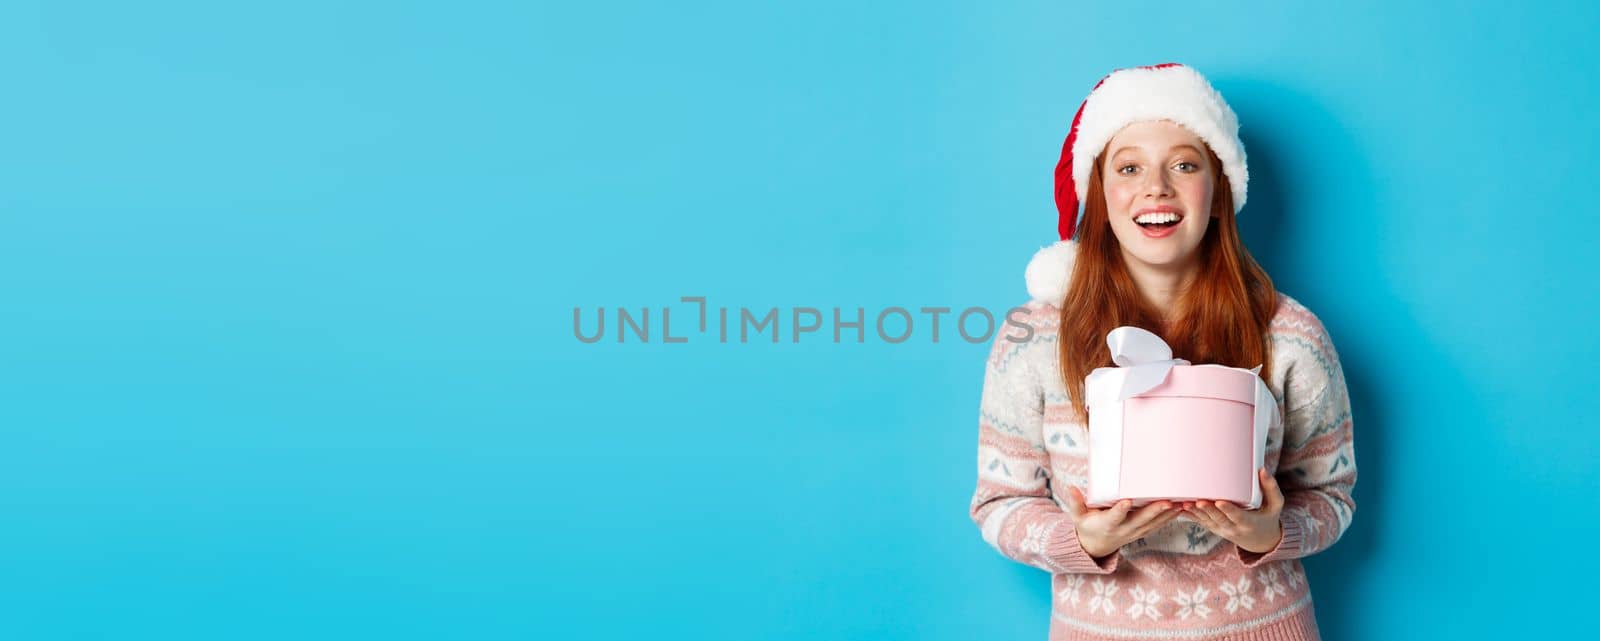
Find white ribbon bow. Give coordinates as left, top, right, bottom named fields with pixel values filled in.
left=1085, top=326, right=1267, bottom=406
left=1085, top=326, right=1191, bottom=406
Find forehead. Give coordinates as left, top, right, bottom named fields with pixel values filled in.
left=1105, top=119, right=1206, bottom=156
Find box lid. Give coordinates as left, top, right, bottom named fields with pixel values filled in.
left=1133, top=364, right=1257, bottom=404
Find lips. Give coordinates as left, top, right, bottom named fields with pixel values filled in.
left=1138, top=220, right=1180, bottom=239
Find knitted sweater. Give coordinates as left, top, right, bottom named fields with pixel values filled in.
left=969, top=292, right=1356, bottom=641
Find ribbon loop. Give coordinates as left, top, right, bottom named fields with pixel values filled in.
left=1085, top=326, right=1191, bottom=406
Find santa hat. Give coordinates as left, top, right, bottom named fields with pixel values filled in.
left=1025, top=63, right=1249, bottom=305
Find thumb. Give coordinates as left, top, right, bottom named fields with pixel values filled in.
left=1063, top=485, right=1087, bottom=520
left=1261, top=468, right=1286, bottom=511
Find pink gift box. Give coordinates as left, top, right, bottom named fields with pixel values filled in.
left=1083, top=327, right=1273, bottom=510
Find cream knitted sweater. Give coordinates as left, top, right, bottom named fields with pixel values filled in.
left=969, top=293, right=1356, bottom=641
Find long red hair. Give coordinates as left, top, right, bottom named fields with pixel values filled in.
left=1057, top=142, right=1278, bottom=424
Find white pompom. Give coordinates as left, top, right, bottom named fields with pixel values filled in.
left=1024, top=240, right=1078, bottom=305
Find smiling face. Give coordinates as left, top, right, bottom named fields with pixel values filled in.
left=1101, top=119, right=1216, bottom=273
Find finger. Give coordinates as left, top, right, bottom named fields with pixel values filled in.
left=1130, top=509, right=1181, bottom=539
left=1184, top=506, right=1220, bottom=531
left=1122, top=501, right=1176, bottom=531
left=1261, top=469, right=1286, bottom=512
left=1214, top=500, right=1249, bottom=525
left=1129, top=517, right=1174, bottom=542
left=1106, top=499, right=1134, bottom=524
left=1194, top=501, right=1232, bottom=530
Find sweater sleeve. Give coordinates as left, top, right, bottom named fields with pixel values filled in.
left=968, top=311, right=1119, bottom=575
left=1238, top=323, right=1357, bottom=567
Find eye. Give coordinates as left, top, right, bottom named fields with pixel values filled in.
left=1117, top=164, right=1139, bottom=176
left=1174, top=161, right=1199, bottom=172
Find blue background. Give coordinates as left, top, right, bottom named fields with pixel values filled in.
left=3, top=1, right=1596, bottom=639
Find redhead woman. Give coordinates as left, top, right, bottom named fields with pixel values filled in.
left=970, top=63, right=1356, bottom=641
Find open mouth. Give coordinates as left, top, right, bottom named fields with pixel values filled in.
left=1134, top=212, right=1183, bottom=230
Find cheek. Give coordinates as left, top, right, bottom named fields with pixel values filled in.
left=1181, top=180, right=1214, bottom=213
left=1104, top=182, right=1137, bottom=209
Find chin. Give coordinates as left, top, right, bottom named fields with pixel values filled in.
left=1130, top=255, right=1182, bottom=269
left=1125, top=245, right=1201, bottom=269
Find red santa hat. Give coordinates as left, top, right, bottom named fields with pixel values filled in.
left=1025, top=63, right=1250, bottom=305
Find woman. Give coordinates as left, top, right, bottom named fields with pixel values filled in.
left=969, top=63, right=1356, bottom=640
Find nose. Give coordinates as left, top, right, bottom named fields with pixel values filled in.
left=1141, top=168, right=1175, bottom=198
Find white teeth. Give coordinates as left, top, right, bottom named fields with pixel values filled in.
left=1135, top=212, right=1181, bottom=224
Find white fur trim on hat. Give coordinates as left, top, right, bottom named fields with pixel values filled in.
left=1070, top=65, right=1248, bottom=212
left=1024, top=240, right=1078, bottom=305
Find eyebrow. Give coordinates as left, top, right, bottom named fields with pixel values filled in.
left=1109, top=143, right=1204, bottom=157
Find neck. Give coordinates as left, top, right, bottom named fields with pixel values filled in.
left=1122, top=253, right=1201, bottom=324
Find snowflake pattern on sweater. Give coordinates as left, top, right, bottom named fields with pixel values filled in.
left=969, top=293, right=1355, bottom=641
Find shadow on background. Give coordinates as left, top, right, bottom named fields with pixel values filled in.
left=1229, top=76, right=1474, bottom=640
left=1231, top=76, right=1383, bottom=641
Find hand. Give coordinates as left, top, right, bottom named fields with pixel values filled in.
left=1061, top=485, right=1180, bottom=559
left=1179, top=468, right=1286, bottom=554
